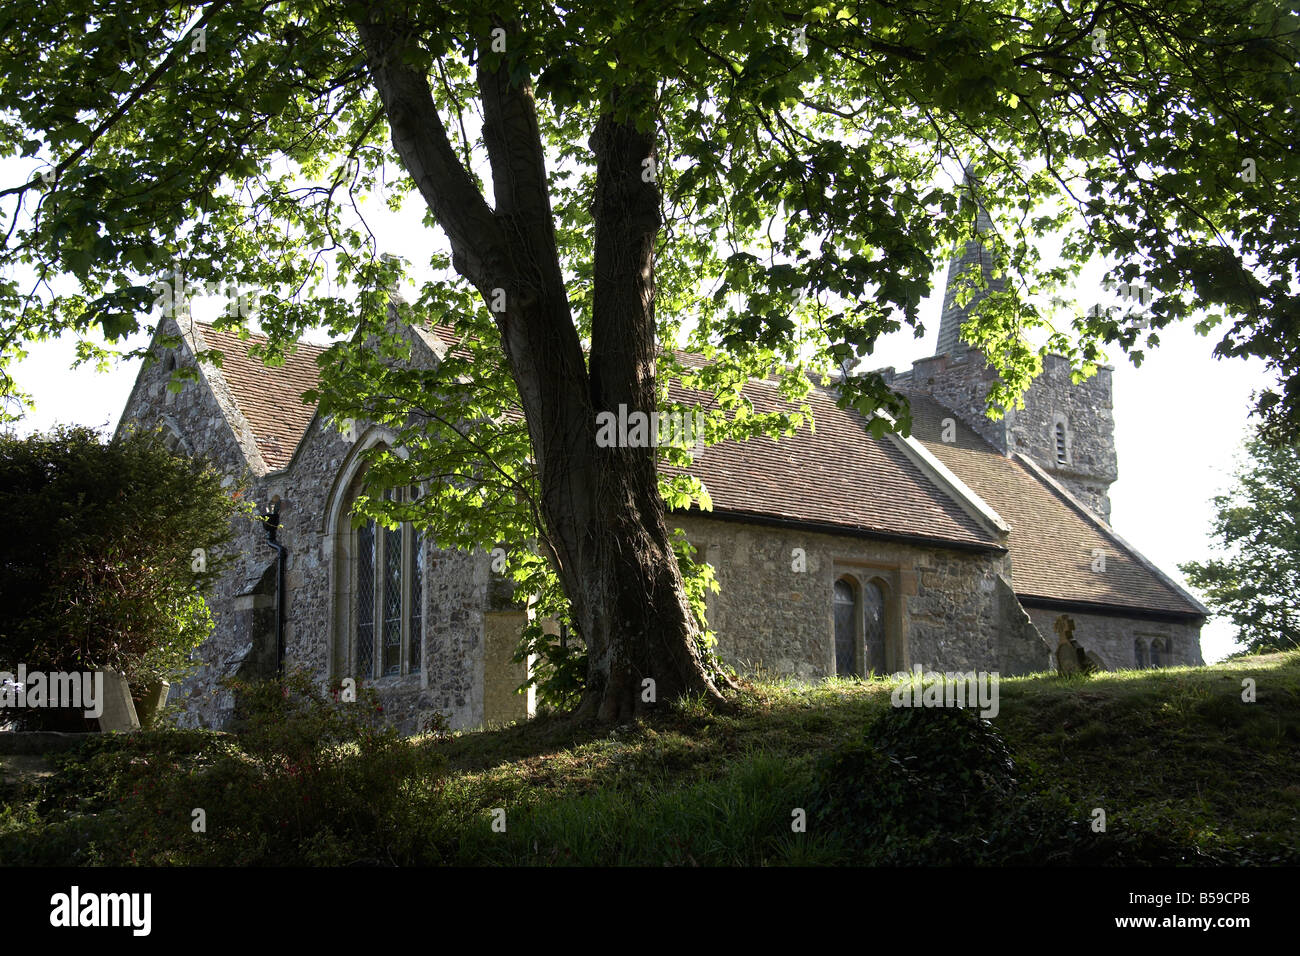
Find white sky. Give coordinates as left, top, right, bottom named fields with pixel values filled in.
left=5, top=166, right=1271, bottom=664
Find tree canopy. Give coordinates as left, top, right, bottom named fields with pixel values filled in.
left=2, top=0, right=1298, bottom=715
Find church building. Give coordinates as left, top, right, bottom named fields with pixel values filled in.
left=115, top=237, right=1207, bottom=732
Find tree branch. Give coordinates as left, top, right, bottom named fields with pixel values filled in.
left=352, top=8, right=505, bottom=291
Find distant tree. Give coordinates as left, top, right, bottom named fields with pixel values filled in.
left=1181, top=429, right=1300, bottom=654
left=0, top=426, right=248, bottom=709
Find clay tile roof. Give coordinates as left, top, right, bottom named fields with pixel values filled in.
left=414, top=323, right=474, bottom=361
left=665, top=377, right=1001, bottom=549
left=194, top=322, right=1000, bottom=548
left=196, top=323, right=325, bottom=471
left=190, top=320, right=1203, bottom=614
left=902, top=390, right=1204, bottom=617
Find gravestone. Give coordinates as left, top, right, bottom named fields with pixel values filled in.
left=97, top=669, right=140, bottom=732
left=1053, top=615, right=1107, bottom=675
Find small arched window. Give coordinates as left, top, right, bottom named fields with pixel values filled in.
left=1054, top=421, right=1068, bottom=465
left=862, top=580, right=887, bottom=675
left=1149, top=638, right=1164, bottom=669
left=833, top=578, right=857, bottom=677
left=1134, top=638, right=1149, bottom=669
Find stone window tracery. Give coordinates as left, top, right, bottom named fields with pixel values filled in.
left=833, top=574, right=891, bottom=677
left=350, top=484, right=424, bottom=680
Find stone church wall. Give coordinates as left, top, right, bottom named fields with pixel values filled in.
left=904, top=350, right=1117, bottom=523
left=993, top=576, right=1056, bottom=675
left=121, top=321, right=499, bottom=734
left=1008, top=355, right=1117, bottom=523
left=260, top=408, right=491, bottom=736
left=118, top=316, right=1197, bottom=734
left=1025, top=607, right=1204, bottom=671
left=672, top=514, right=1053, bottom=680
left=117, top=321, right=270, bottom=729
left=908, top=351, right=1008, bottom=453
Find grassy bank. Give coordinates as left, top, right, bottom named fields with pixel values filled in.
left=3, top=652, right=1297, bottom=865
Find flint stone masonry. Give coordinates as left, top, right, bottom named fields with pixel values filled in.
left=119, top=318, right=497, bottom=734
left=672, top=514, right=1050, bottom=679
left=899, top=350, right=1117, bottom=523
left=116, top=319, right=266, bottom=728
left=1025, top=608, right=1204, bottom=670
left=1007, top=355, right=1117, bottom=524
left=994, top=577, right=1055, bottom=674
left=116, top=285, right=1204, bottom=734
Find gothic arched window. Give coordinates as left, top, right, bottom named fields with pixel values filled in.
left=352, top=485, right=424, bottom=679
left=1149, top=638, right=1165, bottom=669
left=833, top=575, right=891, bottom=677
left=833, top=578, right=857, bottom=677
left=1134, top=637, right=1149, bottom=669
left=862, top=579, right=888, bottom=675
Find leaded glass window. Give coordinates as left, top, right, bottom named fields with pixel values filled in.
left=356, top=520, right=375, bottom=678
left=351, top=485, right=424, bottom=679
left=834, top=574, right=893, bottom=677
left=383, top=524, right=402, bottom=675
left=863, top=581, right=887, bottom=675
left=833, top=579, right=857, bottom=677
left=409, top=538, right=423, bottom=672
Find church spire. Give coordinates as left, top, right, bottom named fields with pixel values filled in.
left=936, top=171, right=1004, bottom=357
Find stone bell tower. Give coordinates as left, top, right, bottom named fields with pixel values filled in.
left=904, top=175, right=1118, bottom=522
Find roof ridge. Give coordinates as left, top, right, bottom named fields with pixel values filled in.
left=194, top=320, right=329, bottom=356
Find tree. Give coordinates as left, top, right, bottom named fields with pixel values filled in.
left=1, top=1, right=1298, bottom=719
left=1180, top=429, right=1300, bottom=654
left=0, top=425, right=246, bottom=724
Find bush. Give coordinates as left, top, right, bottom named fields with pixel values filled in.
left=809, top=706, right=1191, bottom=864
left=0, top=425, right=247, bottom=727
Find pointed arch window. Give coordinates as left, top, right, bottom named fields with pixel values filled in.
left=1134, top=637, right=1149, bottom=669
left=352, top=486, right=424, bottom=679
left=834, top=576, right=890, bottom=677
left=833, top=579, right=857, bottom=677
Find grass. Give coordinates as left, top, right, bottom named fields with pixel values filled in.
left=3, top=651, right=1298, bottom=865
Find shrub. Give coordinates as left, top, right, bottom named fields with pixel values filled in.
left=809, top=706, right=1190, bottom=864
left=0, top=425, right=247, bottom=727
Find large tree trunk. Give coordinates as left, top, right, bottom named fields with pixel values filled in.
left=569, top=108, right=728, bottom=722
left=356, top=14, right=729, bottom=722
